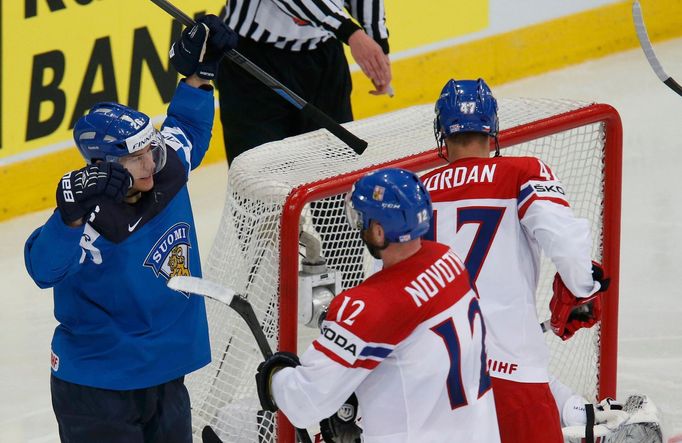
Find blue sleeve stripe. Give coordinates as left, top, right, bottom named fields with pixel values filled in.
left=518, top=184, right=533, bottom=203
left=360, top=345, right=393, bottom=358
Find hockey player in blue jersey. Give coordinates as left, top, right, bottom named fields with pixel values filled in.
left=24, top=15, right=237, bottom=443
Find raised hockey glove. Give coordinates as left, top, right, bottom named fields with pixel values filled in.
left=319, top=393, right=362, bottom=443
left=550, top=262, right=609, bottom=341
left=255, top=351, right=300, bottom=412
left=169, top=14, right=237, bottom=80
left=56, top=162, right=132, bottom=224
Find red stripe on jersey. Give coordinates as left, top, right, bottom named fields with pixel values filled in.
left=312, top=340, right=380, bottom=370
left=518, top=195, right=569, bottom=218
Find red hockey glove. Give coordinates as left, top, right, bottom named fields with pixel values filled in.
left=549, top=262, right=610, bottom=341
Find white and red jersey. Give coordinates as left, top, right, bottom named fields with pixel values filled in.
left=272, top=241, right=500, bottom=443
left=420, top=156, right=599, bottom=383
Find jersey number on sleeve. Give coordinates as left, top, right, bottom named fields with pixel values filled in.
left=336, top=296, right=365, bottom=326
left=456, top=206, right=506, bottom=284
left=430, top=298, right=491, bottom=410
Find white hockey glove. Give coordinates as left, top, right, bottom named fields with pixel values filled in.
left=562, top=395, right=663, bottom=443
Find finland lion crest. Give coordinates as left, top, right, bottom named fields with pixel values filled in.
left=144, top=222, right=192, bottom=294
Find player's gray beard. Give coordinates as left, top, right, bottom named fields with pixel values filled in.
left=362, top=237, right=389, bottom=260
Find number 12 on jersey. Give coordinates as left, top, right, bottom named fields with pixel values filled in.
left=431, top=297, right=491, bottom=410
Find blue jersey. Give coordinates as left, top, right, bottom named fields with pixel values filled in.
left=24, top=81, right=213, bottom=390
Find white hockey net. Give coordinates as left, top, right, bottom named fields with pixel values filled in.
left=188, top=99, right=621, bottom=442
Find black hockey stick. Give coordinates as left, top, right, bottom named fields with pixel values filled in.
left=632, top=0, right=682, bottom=97
left=168, top=277, right=313, bottom=443
left=201, top=425, right=222, bottom=443
left=149, top=0, right=368, bottom=155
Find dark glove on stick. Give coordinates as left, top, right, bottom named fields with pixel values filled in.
left=255, top=352, right=300, bottom=412
left=319, top=393, right=362, bottom=443
left=591, top=262, right=610, bottom=293
left=169, top=14, right=238, bottom=80
left=56, top=162, right=131, bottom=223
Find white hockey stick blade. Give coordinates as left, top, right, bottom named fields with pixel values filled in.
left=168, top=276, right=236, bottom=306
left=632, top=1, right=682, bottom=96
left=632, top=1, right=668, bottom=82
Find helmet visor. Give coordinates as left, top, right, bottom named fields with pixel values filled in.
left=149, top=132, right=167, bottom=174
left=344, top=192, right=363, bottom=231
left=110, top=130, right=167, bottom=174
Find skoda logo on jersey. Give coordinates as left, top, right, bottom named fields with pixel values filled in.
left=144, top=222, right=192, bottom=295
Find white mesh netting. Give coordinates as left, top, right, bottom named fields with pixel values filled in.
left=188, top=98, right=618, bottom=442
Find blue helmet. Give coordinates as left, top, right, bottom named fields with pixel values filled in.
left=345, top=168, right=432, bottom=243
left=434, top=78, right=499, bottom=148
left=73, top=102, right=166, bottom=172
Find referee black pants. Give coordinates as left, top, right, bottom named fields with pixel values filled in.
left=216, top=37, right=353, bottom=165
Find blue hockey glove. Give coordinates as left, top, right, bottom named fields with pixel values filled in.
left=255, top=352, right=300, bottom=412
left=56, top=162, right=131, bottom=223
left=170, top=14, right=238, bottom=80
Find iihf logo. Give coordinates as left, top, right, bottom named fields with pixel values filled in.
left=144, top=222, right=192, bottom=296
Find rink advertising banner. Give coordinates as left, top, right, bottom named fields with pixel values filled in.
left=1, top=0, right=225, bottom=159
left=1, top=0, right=682, bottom=221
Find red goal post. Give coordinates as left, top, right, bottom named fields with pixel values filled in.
left=190, top=100, right=622, bottom=443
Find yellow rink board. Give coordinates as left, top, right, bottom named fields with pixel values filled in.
left=1, top=0, right=681, bottom=221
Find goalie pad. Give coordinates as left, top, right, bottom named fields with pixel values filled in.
left=562, top=395, right=663, bottom=443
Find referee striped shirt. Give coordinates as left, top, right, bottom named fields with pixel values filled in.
left=221, top=0, right=389, bottom=52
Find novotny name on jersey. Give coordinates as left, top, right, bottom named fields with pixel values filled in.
left=404, top=250, right=466, bottom=308
left=143, top=222, right=192, bottom=290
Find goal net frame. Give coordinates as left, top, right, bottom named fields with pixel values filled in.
left=191, top=100, right=622, bottom=443
left=275, top=104, right=621, bottom=442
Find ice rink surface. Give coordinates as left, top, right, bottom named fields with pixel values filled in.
left=1, top=38, right=680, bottom=442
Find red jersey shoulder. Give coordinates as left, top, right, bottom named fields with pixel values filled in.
left=324, top=242, right=469, bottom=345
left=315, top=283, right=412, bottom=369
left=514, top=157, right=569, bottom=217
left=422, top=157, right=518, bottom=200
left=326, top=277, right=416, bottom=346
left=313, top=242, right=473, bottom=369
left=507, top=156, right=561, bottom=183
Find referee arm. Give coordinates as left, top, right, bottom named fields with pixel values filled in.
left=272, top=0, right=392, bottom=94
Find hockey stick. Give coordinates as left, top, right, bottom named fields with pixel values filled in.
left=168, top=276, right=313, bottom=443
left=201, top=425, right=222, bottom=443
left=632, top=0, right=682, bottom=97
left=149, top=0, right=368, bottom=155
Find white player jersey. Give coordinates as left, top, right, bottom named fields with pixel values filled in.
left=421, top=156, right=599, bottom=383
left=272, top=241, right=500, bottom=443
